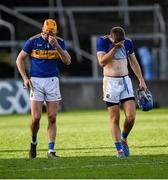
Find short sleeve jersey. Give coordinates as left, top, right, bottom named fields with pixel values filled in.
left=96, top=35, right=134, bottom=60
left=22, top=34, right=67, bottom=77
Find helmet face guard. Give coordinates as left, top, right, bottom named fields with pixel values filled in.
left=136, top=89, right=153, bottom=111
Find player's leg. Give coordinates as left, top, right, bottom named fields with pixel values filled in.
left=120, top=76, right=136, bottom=157
left=46, top=101, right=59, bottom=159
left=30, top=101, right=43, bottom=142
left=107, top=103, right=125, bottom=158
left=44, top=77, right=61, bottom=158
left=29, top=100, right=43, bottom=159
left=29, top=77, right=44, bottom=159
left=121, top=99, right=136, bottom=156
left=122, top=99, right=136, bottom=137
left=103, top=77, right=125, bottom=157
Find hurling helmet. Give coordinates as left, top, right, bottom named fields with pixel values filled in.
left=136, top=89, right=153, bottom=111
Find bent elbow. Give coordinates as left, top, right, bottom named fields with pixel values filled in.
left=67, top=56, right=71, bottom=65
left=16, top=57, right=20, bottom=67
left=99, top=61, right=105, bottom=67
left=65, top=56, right=71, bottom=65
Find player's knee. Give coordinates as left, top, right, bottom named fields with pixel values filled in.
left=111, top=116, right=120, bottom=124
left=126, top=115, right=135, bottom=123
left=31, top=118, right=40, bottom=129
left=48, top=114, right=56, bottom=124
left=32, top=114, right=41, bottom=122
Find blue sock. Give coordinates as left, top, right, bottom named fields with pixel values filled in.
left=121, top=132, right=128, bottom=140
left=48, top=142, right=55, bottom=152
left=115, top=142, right=123, bottom=151
left=32, top=136, right=37, bottom=144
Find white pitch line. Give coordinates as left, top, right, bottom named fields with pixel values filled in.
left=0, top=161, right=167, bottom=172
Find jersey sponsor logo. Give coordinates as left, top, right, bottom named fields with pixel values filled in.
left=31, top=49, right=60, bottom=59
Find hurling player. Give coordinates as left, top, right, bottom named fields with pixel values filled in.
left=16, top=19, right=71, bottom=159
left=96, top=27, right=147, bottom=158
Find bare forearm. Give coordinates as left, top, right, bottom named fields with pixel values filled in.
left=131, top=62, right=144, bottom=81
left=48, top=36, right=71, bottom=65
left=129, top=54, right=147, bottom=90
left=16, top=58, right=28, bottom=81
left=56, top=45, right=71, bottom=65
left=99, top=48, right=117, bottom=66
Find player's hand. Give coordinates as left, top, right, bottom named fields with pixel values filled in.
left=114, top=41, right=124, bottom=48
left=139, top=79, right=147, bottom=91
left=23, top=78, right=33, bottom=90
left=48, top=35, right=59, bottom=48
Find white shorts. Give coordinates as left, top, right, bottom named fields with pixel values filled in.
left=103, top=76, right=135, bottom=104
left=30, top=77, right=62, bottom=102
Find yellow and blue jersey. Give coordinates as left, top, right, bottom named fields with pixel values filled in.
left=96, top=35, right=134, bottom=60
left=23, top=33, right=66, bottom=77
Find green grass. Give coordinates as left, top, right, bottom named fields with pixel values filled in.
left=0, top=108, right=168, bottom=178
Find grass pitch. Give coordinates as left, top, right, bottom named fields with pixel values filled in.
left=0, top=108, right=168, bottom=178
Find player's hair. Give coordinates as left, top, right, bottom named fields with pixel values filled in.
left=110, top=26, right=125, bottom=43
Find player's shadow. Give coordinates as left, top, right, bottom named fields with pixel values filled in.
left=0, top=144, right=168, bottom=153
left=0, top=154, right=168, bottom=179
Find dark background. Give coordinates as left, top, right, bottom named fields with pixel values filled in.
left=0, top=0, right=167, bottom=78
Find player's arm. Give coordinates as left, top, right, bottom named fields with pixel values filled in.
left=97, top=48, right=116, bottom=67
left=56, top=45, right=71, bottom=65
left=97, top=40, right=123, bottom=67
left=128, top=53, right=147, bottom=91
left=48, top=36, right=71, bottom=65
left=16, top=50, right=32, bottom=89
